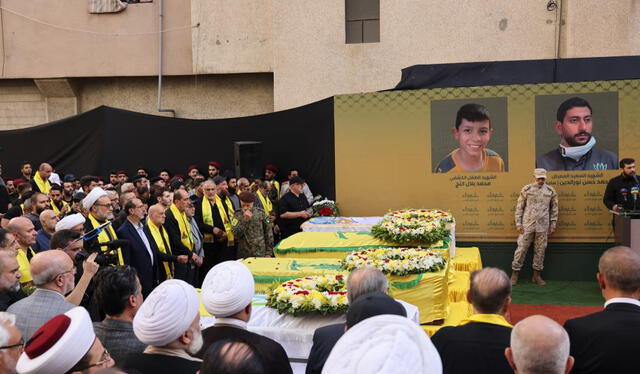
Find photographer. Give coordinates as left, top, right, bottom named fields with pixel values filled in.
left=50, top=229, right=99, bottom=307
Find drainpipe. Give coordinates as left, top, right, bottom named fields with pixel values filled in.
left=157, top=0, right=176, bottom=117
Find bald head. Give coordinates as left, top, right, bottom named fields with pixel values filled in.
left=39, top=209, right=59, bottom=233
left=468, top=267, right=511, bottom=314
left=148, top=204, right=166, bottom=226
left=346, top=267, right=388, bottom=304
left=37, top=163, right=52, bottom=181
left=598, top=246, right=640, bottom=295
left=507, top=315, right=573, bottom=374
left=30, top=250, right=73, bottom=287
left=7, top=217, right=36, bottom=247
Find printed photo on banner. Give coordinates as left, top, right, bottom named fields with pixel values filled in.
left=535, top=92, right=619, bottom=171
left=431, top=97, right=508, bottom=173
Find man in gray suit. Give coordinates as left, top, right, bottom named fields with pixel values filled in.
left=7, top=250, right=76, bottom=340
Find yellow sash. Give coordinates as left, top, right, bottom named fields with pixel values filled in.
left=458, top=313, right=513, bottom=328
left=215, top=194, right=236, bottom=245
left=17, top=248, right=33, bottom=283
left=33, top=172, right=51, bottom=194
left=87, top=214, right=124, bottom=265
left=20, top=204, right=24, bottom=215
left=169, top=204, right=193, bottom=251
left=256, top=190, right=272, bottom=215
left=51, top=200, right=69, bottom=215
left=272, top=180, right=280, bottom=197
left=146, top=220, right=173, bottom=279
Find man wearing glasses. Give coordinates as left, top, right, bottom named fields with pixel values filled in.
left=0, top=312, right=23, bottom=374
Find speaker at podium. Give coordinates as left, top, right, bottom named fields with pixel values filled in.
left=234, top=141, right=263, bottom=180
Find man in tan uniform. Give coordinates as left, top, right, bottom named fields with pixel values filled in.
left=511, top=168, right=558, bottom=286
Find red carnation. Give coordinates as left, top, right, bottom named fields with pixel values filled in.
left=318, top=207, right=334, bottom=216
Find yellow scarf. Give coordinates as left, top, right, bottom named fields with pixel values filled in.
left=272, top=180, right=280, bottom=197
left=16, top=248, right=35, bottom=284
left=215, top=194, right=236, bottom=245
left=51, top=200, right=69, bottom=215
left=201, top=197, right=215, bottom=242
left=256, top=190, right=272, bottom=215
left=458, top=314, right=513, bottom=328
left=169, top=204, right=193, bottom=251
left=33, top=172, right=51, bottom=194
left=87, top=214, right=124, bottom=265
left=146, top=220, right=173, bottom=279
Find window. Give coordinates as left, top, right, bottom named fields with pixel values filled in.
left=345, top=0, right=380, bottom=44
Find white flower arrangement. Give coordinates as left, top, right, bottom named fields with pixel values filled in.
left=266, top=275, right=349, bottom=316
left=371, top=209, right=454, bottom=245
left=342, top=247, right=447, bottom=276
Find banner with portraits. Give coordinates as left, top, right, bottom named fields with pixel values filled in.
left=334, top=80, right=640, bottom=242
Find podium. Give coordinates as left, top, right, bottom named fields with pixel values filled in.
left=613, top=211, right=640, bottom=250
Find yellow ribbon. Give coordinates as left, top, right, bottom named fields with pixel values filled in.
left=87, top=214, right=124, bottom=265
left=256, top=190, right=272, bottom=215
left=169, top=204, right=193, bottom=251
left=146, top=220, right=173, bottom=279
left=33, top=172, right=51, bottom=194
left=457, top=314, right=513, bottom=328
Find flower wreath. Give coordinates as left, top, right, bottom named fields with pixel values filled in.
left=371, top=209, right=454, bottom=245
left=266, top=274, right=349, bottom=316
left=342, top=247, right=447, bottom=276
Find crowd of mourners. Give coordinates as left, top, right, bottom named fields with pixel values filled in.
left=0, top=160, right=636, bottom=374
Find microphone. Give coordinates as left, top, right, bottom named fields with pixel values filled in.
left=621, top=188, right=629, bottom=202
left=631, top=187, right=639, bottom=202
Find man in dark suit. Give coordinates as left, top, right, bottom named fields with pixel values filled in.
left=564, top=246, right=640, bottom=374
left=164, top=189, right=198, bottom=285
left=431, top=267, right=513, bottom=374
left=117, top=199, right=186, bottom=298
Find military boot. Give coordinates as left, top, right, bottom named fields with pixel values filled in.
left=532, top=270, right=546, bottom=286
left=510, top=270, right=519, bottom=286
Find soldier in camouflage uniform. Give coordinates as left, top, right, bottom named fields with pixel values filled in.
left=232, top=191, right=274, bottom=258
left=511, top=168, right=559, bottom=286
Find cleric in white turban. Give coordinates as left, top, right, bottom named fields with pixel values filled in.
left=17, top=307, right=114, bottom=374
left=120, top=279, right=202, bottom=374
left=196, top=261, right=293, bottom=374
left=82, top=187, right=107, bottom=210
left=322, top=314, right=443, bottom=374
left=55, top=213, right=85, bottom=234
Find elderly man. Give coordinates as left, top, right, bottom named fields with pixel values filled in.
left=93, top=266, right=146, bottom=363
left=33, top=209, right=58, bottom=252
left=7, top=250, right=76, bottom=340
left=164, top=190, right=198, bottom=285
left=306, top=267, right=418, bottom=374
left=0, top=250, right=21, bottom=311
left=278, top=176, right=312, bottom=240
left=237, top=178, right=251, bottom=194
left=232, top=192, right=274, bottom=259
left=431, top=268, right=513, bottom=374
left=6, top=217, right=37, bottom=285
left=0, top=312, right=22, bottom=374
left=199, top=261, right=292, bottom=374
left=195, top=180, right=232, bottom=283
left=564, top=246, right=640, bottom=374
left=122, top=279, right=202, bottom=374
left=322, top=314, right=442, bottom=374
left=16, top=307, right=114, bottom=373
left=505, top=315, right=574, bottom=374
left=199, top=338, right=266, bottom=374
left=510, top=168, right=558, bottom=286
left=83, top=187, right=125, bottom=266
left=29, top=163, right=52, bottom=194
left=55, top=213, right=86, bottom=235
left=145, top=204, right=188, bottom=282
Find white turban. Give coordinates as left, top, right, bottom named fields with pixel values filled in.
left=201, top=261, right=254, bottom=317
left=322, top=314, right=443, bottom=374
left=133, top=279, right=199, bottom=347
left=82, top=187, right=107, bottom=210
left=55, top=213, right=86, bottom=232
left=17, top=307, right=95, bottom=374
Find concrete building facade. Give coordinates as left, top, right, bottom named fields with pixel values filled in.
left=0, top=0, right=638, bottom=129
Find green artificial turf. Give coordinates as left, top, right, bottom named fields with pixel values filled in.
left=510, top=281, right=602, bottom=306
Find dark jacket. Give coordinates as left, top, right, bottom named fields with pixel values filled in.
left=431, top=322, right=512, bottom=374
left=564, top=302, right=640, bottom=374
left=603, top=173, right=640, bottom=211
left=536, top=146, right=618, bottom=171
left=120, top=353, right=200, bottom=374
left=116, top=220, right=161, bottom=297
left=306, top=324, right=344, bottom=374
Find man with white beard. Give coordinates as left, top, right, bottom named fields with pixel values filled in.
left=82, top=187, right=125, bottom=266
left=0, top=312, right=21, bottom=374
left=121, top=279, right=203, bottom=374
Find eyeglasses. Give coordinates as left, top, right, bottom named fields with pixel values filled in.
left=77, top=349, right=112, bottom=370
left=56, top=267, right=76, bottom=278
left=0, top=339, right=24, bottom=350
left=94, top=203, right=113, bottom=209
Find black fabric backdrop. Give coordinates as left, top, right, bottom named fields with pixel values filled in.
left=0, top=98, right=336, bottom=199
